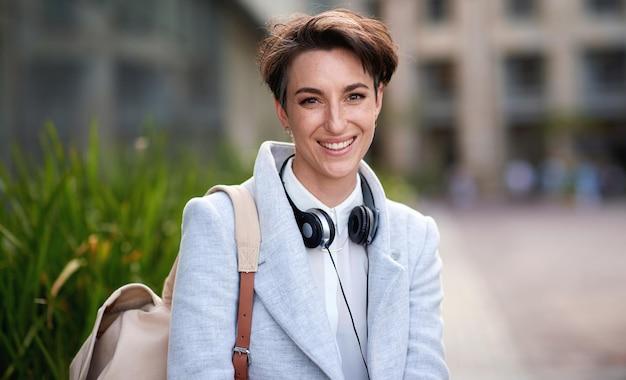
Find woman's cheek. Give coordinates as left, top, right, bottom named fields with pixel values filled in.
left=300, top=111, right=324, bottom=130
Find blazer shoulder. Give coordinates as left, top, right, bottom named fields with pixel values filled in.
left=182, top=191, right=235, bottom=227
left=179, top=192, right=237, bottom=260
left=385, top=199, right=440, bottom=266
left=385, top=199, right=437, bottom=235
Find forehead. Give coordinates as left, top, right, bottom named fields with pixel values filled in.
left=286, top=48, right=372, bottom=90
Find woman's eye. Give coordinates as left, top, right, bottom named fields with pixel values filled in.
left=299, top=97, right=319, bottom=106
left=347, top=93, right=365, bottom=102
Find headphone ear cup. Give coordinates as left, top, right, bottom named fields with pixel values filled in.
left=299, top=212, right=323, bottom=248
left=313, top=208, right=335, bottom=248
left=300, top=209, right=336, bottom=248
left=349, top=206, right=371, bottom=245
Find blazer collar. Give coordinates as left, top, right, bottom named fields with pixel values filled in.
left=246, top=141, right=405, bottom=379
left=246, top=142, right=342, bottom=379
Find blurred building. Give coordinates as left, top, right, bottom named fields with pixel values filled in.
left=0, top=0, right=308, bottom=162
left=2, top=0, right=625, bottom=198
left=380, top=0, right=626, bottom=197
left=0, top=0, right=379, bottom=163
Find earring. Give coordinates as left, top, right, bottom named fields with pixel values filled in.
left=284, top=128, right=293, bottom=138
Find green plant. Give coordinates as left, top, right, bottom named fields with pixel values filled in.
left=372, top=169, right=418, bottom=205
left=0, top=123, right=249, bottom=379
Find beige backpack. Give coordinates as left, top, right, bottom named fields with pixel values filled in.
left=70, top=185, right=260, bottom=380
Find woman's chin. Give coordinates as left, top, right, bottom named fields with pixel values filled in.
left=320, top=161, right=360, bottom=181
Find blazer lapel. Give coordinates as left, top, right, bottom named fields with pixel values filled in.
left=254, top=236, right=343, bottom=379
left=360, top=164, right=408, bottom=379
left=249, top=142, right=343, bottom=379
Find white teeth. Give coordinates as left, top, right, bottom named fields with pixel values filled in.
left=320, top=137, right=354, bottom=151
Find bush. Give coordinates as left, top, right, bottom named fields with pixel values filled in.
left=0, top=124, right=249, bottom=379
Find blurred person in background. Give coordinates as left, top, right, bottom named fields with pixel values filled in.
left=599, top=159, right=626, bottom=198
left=448, top=164, right=478, bottom=209
left=540, top=154, right=568, bottom=200
left=504, top=158, right=537, bottom=201
left=167, top=8, right=448, bottom=380
left=574, top=159, right=602, bottom=207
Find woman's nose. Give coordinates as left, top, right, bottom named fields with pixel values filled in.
left=324, top=103, right=346, bottom=134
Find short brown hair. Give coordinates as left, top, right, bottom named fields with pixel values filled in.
left=257, top=8, right=398, bottom=108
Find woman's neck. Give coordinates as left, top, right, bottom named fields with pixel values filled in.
left=291, top=160, right=357, bottom=208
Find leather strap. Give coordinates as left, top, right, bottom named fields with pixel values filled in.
left=207, top=185, right=260, bottom=380
left=233, top=272, right=255, bottom=380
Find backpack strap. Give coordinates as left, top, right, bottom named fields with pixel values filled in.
left=208, top=185, right=260, bottom=272
left=208, top=185, right=259, bottom=380
left=161, top=184, right=260, bottom=380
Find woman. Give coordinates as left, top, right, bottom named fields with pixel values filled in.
left=168, top=9, right=448, bottom=380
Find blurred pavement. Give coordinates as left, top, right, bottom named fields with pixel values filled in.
left=423, top=202, right=626, bottom=380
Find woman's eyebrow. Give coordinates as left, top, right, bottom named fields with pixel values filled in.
left=294, top=83, right=370, bottom=96
left=294, top=87, right=322, bottom=95
left=344, top=83, right=369, bottom=92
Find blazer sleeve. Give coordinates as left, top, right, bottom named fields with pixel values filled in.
left=167, top=194, right=239, bottom=379
left=404, top=215, right=449, bottom=379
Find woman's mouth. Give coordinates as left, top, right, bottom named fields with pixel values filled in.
left=318, top=137, right=356, bottom=153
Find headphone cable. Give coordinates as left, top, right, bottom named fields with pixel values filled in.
left=326, top=247, right=370, bottom=380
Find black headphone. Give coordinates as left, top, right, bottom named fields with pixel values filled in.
left=279, top=155, right=379, bottom=249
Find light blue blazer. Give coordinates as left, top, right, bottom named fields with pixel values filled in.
left=168, top=141, right=448, bottom=379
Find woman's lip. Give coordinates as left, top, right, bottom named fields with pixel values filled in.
left=318, top=136, right=356, bottom=145
left=317, top=136, right=356, bottom=155
left=317, top=136, right=356, bottom=148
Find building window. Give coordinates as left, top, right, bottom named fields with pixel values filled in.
left=419, top=60, right=457, bottom=125
left=421, top=60, right=456, bottom=99
left=504, top=53, right=545, bottom=97
left=22, top=60, right=84, bottom=138
left=113, top=0, right=160, bottom=34
left=583, top=47, right=626, bottom=93
left=506, top=0, right=538, bottom=20
left=423, top=0, right=451, bottom=23
left=115, top=61, right=170, bottom=136
left=585, top=0, right=626, bottom=16
left=42, top=0, right=78, bottom=31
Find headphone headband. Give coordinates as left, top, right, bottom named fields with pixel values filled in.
left=357, top=172, right=379, bottom=244
left=279, top=154, right=379, bottom=248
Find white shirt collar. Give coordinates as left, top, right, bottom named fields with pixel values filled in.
left=282, top=157, right=363, bottom=238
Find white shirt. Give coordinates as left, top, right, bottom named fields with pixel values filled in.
left=283, top=158, right=369, bottom=379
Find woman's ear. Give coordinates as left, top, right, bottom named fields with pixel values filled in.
left=274, top=99, right=289, bottom=129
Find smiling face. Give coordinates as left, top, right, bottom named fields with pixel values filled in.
left=275, top=47, right=383, bottom=196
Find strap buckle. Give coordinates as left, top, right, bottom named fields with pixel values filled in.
left=233, top=346, right=251, bottom=364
